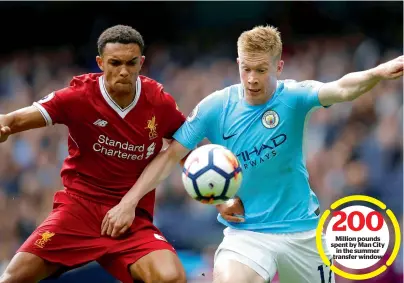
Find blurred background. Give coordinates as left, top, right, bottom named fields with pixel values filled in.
left=0, top=1, right=402, bottom=282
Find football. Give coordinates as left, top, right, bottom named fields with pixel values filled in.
left=182, top=144, right=243, bottom=205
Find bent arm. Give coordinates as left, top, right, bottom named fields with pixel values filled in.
left=121, top=140, right=191, bottom=207
left=0, top=106, right=46, bottom=134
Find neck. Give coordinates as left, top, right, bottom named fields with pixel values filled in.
left=244, top=89, right=275, bottom=106
left=109, top=90, right=135, bottom=109
left=104, top=80, right=136, bottom=109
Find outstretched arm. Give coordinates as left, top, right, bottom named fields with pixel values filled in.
left=0, top=106, right=47, bottom=143
left=318, top=55, right=403, bottom=106
left=101, top=140, right=191, bottom=237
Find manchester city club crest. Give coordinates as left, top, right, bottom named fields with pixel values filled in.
left=262, top=110, right=279, bottom=129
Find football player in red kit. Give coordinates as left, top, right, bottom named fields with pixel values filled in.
left=0, top=25, right=186, bottom=283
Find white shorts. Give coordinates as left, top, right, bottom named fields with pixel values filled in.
left=214, top=227, right=335, bottom=283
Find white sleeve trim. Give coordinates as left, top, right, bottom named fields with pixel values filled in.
left=32, top=102, right=53, bottom=126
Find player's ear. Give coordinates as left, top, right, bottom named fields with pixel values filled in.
left=276, top=60, right=284, bottom=76
left=96, top=56, right=104, bottom=71
left=236, top=57, right=240, bottom=65
left=140, top=56, right=146, bottom=68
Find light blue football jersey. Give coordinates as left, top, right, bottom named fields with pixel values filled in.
left=173, top=80, right=327, bottom=233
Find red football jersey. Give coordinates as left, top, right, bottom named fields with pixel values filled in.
left=33, top=73, right=186, bottom=216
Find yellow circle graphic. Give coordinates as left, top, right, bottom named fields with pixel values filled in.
left=316, top=195, right=401, bottom=280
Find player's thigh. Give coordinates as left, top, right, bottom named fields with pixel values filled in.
left=98, top=215, right=185, bottom=283
left=16, top=191, right=109, bottom=272
left=213, top=250, right=267, bottom=283
left=100, top=242, right=185, bottom=283
left=129, top=249, right=185, bottom=283
left=277, top=231, right=335, bottom=283
left=277, top=259, right=334, bottom=283
left=0, top=252, right=60, bottom=283
left=213, top=228, right=278, bottom=283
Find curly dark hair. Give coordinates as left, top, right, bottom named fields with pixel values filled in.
left=97, top=25, right=144, bottom=55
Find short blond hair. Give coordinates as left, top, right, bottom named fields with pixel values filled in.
left=237, top=25, right=282, bottom=60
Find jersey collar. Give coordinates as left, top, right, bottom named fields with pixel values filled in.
left=98, top=75, right=142, bottom=118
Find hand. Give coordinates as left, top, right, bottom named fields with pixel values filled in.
left=101, top=201, right=136, bottom=238
left=0, top=125, right=11, bottom=143
left=216, top=196, right=245, bottom=223
left=375, top=55, right=403, bottom=80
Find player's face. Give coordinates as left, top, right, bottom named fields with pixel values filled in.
left=96, top=43, right=145, bottom=95
left=237, top=51, right=284, bottom=105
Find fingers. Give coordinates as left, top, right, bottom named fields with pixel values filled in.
left=230, top=207, right=245, bottom=215
left=106, top=221, right=114, bottom=236
left=392, top=71, right=403, bottom=79
left=101, top=214, right=117, bottom=237
left=101, top=206, right=134, bottom=237
left=217, top=198, right=245, bottom=223
left=111, top=226, right=121, bottom=238
left=388, top=68, right=403, bottom=79
left=101, top=215, right=108, bottom=235
left=111, top=225, right=129, bottom=238
left=107, top=222, right=128, bottom=238
left=218, top=198, right=245, bottom=214
left=221, top=213, right=245, bottom=223
left=0, top=126, right=11, bottom=140
left=227, top=207, right=244, bottom=217
left=0, top=126, right=10, bottom=132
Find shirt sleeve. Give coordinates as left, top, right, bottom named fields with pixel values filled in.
left=288, top=80, right=326, bottom=115
left=32, top=85, right=81, bottom=126
left=173, top=91, right=223, bottom=150
left=160, top=90, right=186, bottom=139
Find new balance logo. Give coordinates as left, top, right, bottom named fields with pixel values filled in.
left=93, top=119, right=108, bottom=127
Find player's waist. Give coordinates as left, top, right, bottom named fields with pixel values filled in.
left=217, top=208, right=320, bottom=234
left=61, top=174, right=155, bottom=210
left=62, top=170, right=141, bottom=190
left=56, top=190, right=154, bottom=221
left=64, top=186, right=123, bottom=206
left=64, top=186, right=155, bottom=214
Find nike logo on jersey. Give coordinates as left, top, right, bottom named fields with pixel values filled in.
left=223, top=133, right=237, bottom=140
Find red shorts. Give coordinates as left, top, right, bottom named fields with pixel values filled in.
left=18, top=190, right=176, bottom=283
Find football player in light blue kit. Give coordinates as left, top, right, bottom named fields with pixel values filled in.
left=104, top=25, right=404, bottom=282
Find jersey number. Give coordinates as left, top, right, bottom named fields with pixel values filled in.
left=317, top=260, right=333, bottom=283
